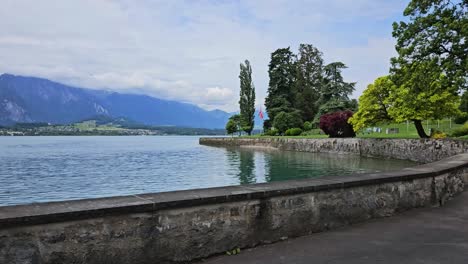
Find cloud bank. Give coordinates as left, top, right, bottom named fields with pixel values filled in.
left=0, top=0, right=407, bottom=111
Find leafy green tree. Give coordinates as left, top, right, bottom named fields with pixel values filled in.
left=294, top=44, right=324, bottom=122
left=225, top=119, right=237, bottom=136
left=349, top=76, right=393, bottom=131
left=392, top=0, right=467, bottom=91
left=389, top=60, right=460, bottom=138
left=351, top=63, right=461, bottom=138
left=272, top=111, right=303, bottom=135
left=226, top=114, right=242, bottom=136
left=265, top=47, right=296, bottom=122
left=239, top=60, right=256, bottom=135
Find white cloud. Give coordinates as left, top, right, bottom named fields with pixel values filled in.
left=0, top=0, right=407, bottom=112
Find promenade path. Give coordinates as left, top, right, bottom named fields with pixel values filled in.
left=200, top=191, right=468, bottom=264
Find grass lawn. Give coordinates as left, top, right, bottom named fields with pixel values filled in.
left=244, top=119, right=464, bottom=139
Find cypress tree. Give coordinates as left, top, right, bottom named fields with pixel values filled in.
left=239, top=60, right=256, bottom=135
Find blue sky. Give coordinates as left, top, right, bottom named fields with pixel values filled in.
left=0, top=0, right=408, bottom=112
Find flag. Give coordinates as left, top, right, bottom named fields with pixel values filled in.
left=258, top=108, right=264, bottom=120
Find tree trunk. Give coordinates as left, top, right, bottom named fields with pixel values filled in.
left=413, top=120, right=429, bottom=138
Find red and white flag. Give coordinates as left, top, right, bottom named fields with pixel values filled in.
left=258, top=107, right=264, bottom=120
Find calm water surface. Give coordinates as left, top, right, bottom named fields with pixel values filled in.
left=0, top=136, right=416, bottom=206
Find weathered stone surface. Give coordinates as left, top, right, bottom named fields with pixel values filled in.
left=200, top=137, right=468, bottom=163
left=1, top=141, right=468, bottom=264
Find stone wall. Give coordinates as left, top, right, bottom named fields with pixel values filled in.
left=1, top=153, right=467, bottom=264
left=200, top=137, right=468, bottom=163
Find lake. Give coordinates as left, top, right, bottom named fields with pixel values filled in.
left=0, top=136, right=416, bottom=206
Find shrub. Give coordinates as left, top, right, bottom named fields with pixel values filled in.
left=430, top=130, right=447, bottom=139
left=451, top=123, right=468, bottom=137
left=273, top=111, right=303, bottom=134
left=454, top=113, right=468, bottom=124
left=285, top=128, right=302, bottom=136
left=319, top=111, right=356, bottom=138
left=263, top=119, right=272, bottom=131
left=263, top=128, right=279, bottom=136
left=303, top=121, right=313, bottom=131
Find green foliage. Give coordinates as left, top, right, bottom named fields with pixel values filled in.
left=239, top=59, right=256, bottom=135
left=265, top=47, right=296, bottom=121
left=451, top=123, right=468, bottom=137
left=388, top=60, right=460, bottom=123
left=273, top=111, right=303, bottom=134
left=391, top=0, right=467, bottom=91
left=226, top=114, right=241, bottom=135
left=454, top=113, right=468, bottom=125
left=349, top=76, right=394, bottom=131
left=460, top=91, right=468, bottom=111
left=294, top=44, right=323, bottom=121
left=263, top=128, right=279, bottom=136
left=225, top=119, right=237, bottom=135
left=285, top=127, right=303, bottom=136
left=303, top=121, right=313, bottom=131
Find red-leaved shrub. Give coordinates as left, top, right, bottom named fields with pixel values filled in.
left=319, top=111, right=356, bottom=138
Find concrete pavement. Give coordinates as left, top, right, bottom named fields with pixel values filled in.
left=199, top=191, right=468, bottom=264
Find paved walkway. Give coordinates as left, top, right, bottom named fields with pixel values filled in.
left=199, top=191, right=468, bottom=264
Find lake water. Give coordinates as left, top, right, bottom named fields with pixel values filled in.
left=0, top=136, right=416, bottom=206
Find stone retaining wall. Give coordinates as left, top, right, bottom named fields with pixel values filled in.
left=200, top=137, right=468, bottom=163
left=1, top=151, right=467, bottom=264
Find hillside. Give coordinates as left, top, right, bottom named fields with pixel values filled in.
left=0, top=74, right=232, bottom=128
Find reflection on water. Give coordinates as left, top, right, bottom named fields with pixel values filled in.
left=0, top=136, right=416, bottom=205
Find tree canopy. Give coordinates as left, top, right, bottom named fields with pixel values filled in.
left=348, top=76, right=393, bottom=132
left=391, top=0, right=467, bottom=91
left=239, top=60, right=256, bottom=135
left=264, top=45, right=356, bottom=133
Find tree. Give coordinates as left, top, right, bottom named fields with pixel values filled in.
left=226, top=114, right=242, bottom=136
left=388, top=60, right=460, bottom=138
left=239, top=60, right=256, bottom=135
left=225, top=119, right=237, bottom=136
left=392, top=0, right=468, bottom=91
left=348, top=76, right=394, bottom=131
left=265, top=47, right=296, bottom=122
left=319, top=111, right=355, bottom=138
left=272, top=111, right=303, bottom=135
left=294, top=44, right=324, bottom=122
left=314, top=62, right=356, bottom=122
left=350, top=64, right=461, bottom=138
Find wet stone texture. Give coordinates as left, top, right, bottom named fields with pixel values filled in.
left=0, top=166, right=466, bottom=264
left=200, top=138, right=468, bottom=163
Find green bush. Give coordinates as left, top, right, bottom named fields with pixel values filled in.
left=285, top=128, right=303, bottom=136
left=454, top=113, right=468, bottom=124
left=451, top=123, right=468, bottom=137
left=303, top=121, right=313, bottom=131
left=273, top=111, right=303, bottom=134
left=263, top=128, right=279, bottom=136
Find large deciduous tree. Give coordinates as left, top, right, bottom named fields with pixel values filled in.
left=349, top=76, right=393, bottom=132
left=265, top=47, right=296, bottom=123
left=239, top=60, right=256, bottom=135
left=388, top=60, right=460, bottom=138
left=392, top=0, right=467, bottom=91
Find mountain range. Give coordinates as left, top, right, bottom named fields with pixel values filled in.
left=0, top=73, right=249, bottom=128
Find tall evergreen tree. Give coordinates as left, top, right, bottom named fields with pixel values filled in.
left=239, top=60, right=256, bottom=135
left=314, top=62, right=355, bottom=122
left=294, top=44, right=324, bottom=122
left=265, top=47, right=296, bottom=122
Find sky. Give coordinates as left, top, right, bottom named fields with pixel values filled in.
left=0, top=0, right=408, bottom=112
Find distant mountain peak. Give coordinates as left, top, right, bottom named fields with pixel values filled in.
left=0, top=73, right=232, bottom=128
